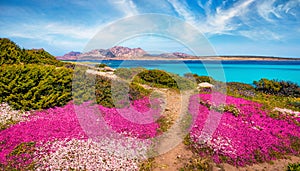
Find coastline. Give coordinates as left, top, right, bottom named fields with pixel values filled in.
left=59, top=56, right=300, bottom=61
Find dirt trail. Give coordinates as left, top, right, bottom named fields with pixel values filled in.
left=148, top=88, right=195, bottom=170
left=87, top=70, right=300, bottom=170
left=147, top=87, right=300, bottom=171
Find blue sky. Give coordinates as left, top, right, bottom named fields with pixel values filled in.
left=0, top=0, right=299, bottom=57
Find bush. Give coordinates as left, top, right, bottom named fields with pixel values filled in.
left=227, top=82, right=256, bottom=97
left=254, top=78, right=300, bottom=97
left=135, top=69, right=196, bottom=90
left=94, top=63, right=107, bottom=68
left=23, top=49, right=63, bottom=66
left=0, top=64, right=73, bottom=110
left=0, top=38, right=23, bottom=65
left=184, top=73, right=215, bottom=84
left=114, top=67, right=146, bottom=80
left=287, top=162, right=300, bottom=171
left=0, top=38, right=63, bottom=66
left=73, top=66, right=151, bottom=108
left=114, top=68, right=133, bottom=80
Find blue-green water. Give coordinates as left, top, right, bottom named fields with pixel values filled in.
left=76, top=60, right=300, bottom=85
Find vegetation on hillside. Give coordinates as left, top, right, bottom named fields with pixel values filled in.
left=0, top=64, right=73, bottom=110
left=1, top=38, right=300, bottom=170
left=133, top=69, right=196, bottom=90
left=72, top=66, right=151, bottom=108
left=0, top=38, right=63, bottom=66
left=254, top=78, right=300, bottom=97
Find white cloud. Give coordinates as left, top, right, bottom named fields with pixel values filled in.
left=166, top=0, right=255, bottom=36
left=167, top=0, right=196, bottom=25
left=256, top=0, right=282, bottom=22
left=0, top=21, right=108, bottom=54
left=2, top=22, right=104, bottom=40
left=168, top=0, right=297, bottom=42
left=280, top=0, right=300, bottom=16
left=197, top=0, right=212, bottom=16
left=110, top=0, right=138, bottom=17
left=201, top=0, right=255, bottom=35
left=239, top=29, right=282, bottom=41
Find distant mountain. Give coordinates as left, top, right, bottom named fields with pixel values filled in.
left=57, top=51, right=81, bottom=60
left=57, top=46, right=148, bottom=60
left=156, top=52, right=191, bottom=58
left=56, top=45, right=300, bottom=61
left=109, top=46, right=146, bottom=57
left=56, top=46, right=194, bottom=60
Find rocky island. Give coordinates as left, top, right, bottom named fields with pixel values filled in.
left=57, top=46, right=300, bottom=61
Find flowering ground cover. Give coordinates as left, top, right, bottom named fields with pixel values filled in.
left=0, top=97, right=161, bottom=170
left=188, top=93, right=300, bottom=166
left=0, top=103, right=31, bottom=130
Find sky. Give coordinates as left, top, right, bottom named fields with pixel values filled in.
left=0, top=0, right=299, bottom=57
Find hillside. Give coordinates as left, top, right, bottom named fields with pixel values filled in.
left=0, top=38, right=63, bottom=66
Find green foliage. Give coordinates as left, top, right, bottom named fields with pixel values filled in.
left=254, top=78, right=300, bottom=97
left=183, top=134, right=192, bottom=146
left=139, top=158, right=155, bottom=171
left=135, top=69, right=196, bottom=90
left=73, top=66, right=151, bottom=108
left=227, top=82, right=256, bottom=98
left=180, top=157, right=210, bottom=171
left=114, top=67, right=146, bottom=80
left=129, top=82, right=151, bottom=101
left=0, top=38, right=22, bottom=65
left=0, top=38, right=63, bottom=66
left=94, top=63, right=107, bottom=68
left=156, top=116, right=173, bottom=134
left=23, top=49, right=63, bottom=66
left=199, top=99, right=240, bottom=117
left=185, top=73, right=215, bottom=84
left=287, top=163, right=300, bottom=171
left=114, top=68, right=133, bottom=80
left=135, top=69, right=177, bottom=88
left=0, top=64, right=73, bottom=110
left=72, top=66, right=98, bottom=105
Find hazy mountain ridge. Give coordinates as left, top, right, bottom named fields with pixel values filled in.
left=56, top=46, right=300, bottom=61
left=56, top=46, right=192, bottom=60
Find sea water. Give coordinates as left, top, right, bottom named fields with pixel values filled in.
left=75, top=60, right=300, bottom=85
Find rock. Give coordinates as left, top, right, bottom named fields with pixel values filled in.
left=103, top=66, right=115, bottom=72
left=198, top=82, right=214, bottom=88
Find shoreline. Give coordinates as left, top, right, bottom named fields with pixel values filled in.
left=57, top=55, right=300, bottom=61
left=61, top=58, right=300, bottom=62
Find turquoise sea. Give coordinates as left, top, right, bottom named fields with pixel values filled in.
left=76, top=60, right=300, bottom=85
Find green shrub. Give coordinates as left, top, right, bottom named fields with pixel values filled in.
left=287, top=163, right=300, bottom=171
left=23, top=48, right=63, bottom=66
left=135, top=69, right=196, bottom=90
left=254, top=78, right=300, bottom=97
left=0, top=64, right=73, bottom=110
left=129, top=82, right=151, bottom=100
left=114, top=68, right=133, bottom=80
left=180, top=157, right=210, bottom=171
left=184, top=73, right=215, bottom=84
left=73, top=66, right=151, bottom=108
left=227, top=82, right=256, bottom=97
left=94, top=63, right=107, bottom=68
left=139, top=158, right=155, bottom=171
left=0, top=38, right=63, bottom=66
left=0, top=38, right=23, bottom=65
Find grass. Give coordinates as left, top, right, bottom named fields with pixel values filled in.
left=179, top=157, right=211, bottom=171
left=139, top=158, right=155, bottom=171
left=287, top=162, right=300, bottom=171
